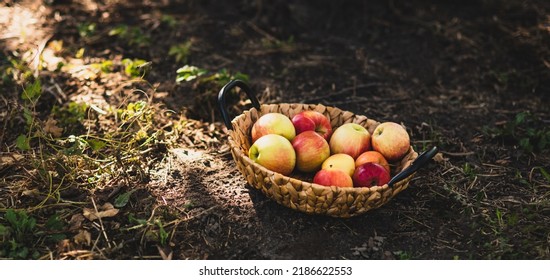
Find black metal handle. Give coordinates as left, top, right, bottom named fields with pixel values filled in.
left=218, top=80, right=261, bottom=129
left=388, top=146, right=439, bottom=187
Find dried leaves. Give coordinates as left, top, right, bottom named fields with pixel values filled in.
left=83, top=202, right=119, bottom=221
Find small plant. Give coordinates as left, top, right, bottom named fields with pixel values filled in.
left=176, top=65, right=249, bottom=85
left=169, top=41, right=193, bottom=64
left=109, top=25, right=150, bottom=47
left=160, top=15, right=177, bottom=28
left=1, top=210, right=67, bottom=259
left=77, top=22, right=96, bottom=38
left=16, top=78, right=42, bottom=151
left=484, top=111, right=550, bottom=153
left=1, top=209, right=38, bottom=259
left=91, top=59, right=114, bottom=74
left=175, top=65, right=207, bottom=83
left=462, top=162, right=477, bottom=178
left=122, top=58, right=149, bottom=78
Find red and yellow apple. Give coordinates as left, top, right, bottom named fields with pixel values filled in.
left=329, top=123, right=371, bottom=159
left=291, top=131, right=330, bottom=172
left=291, top=111, right=332, bottom=140
left=249, top=134, right=296, bottom=176
left=313, top=169, right=353, bottom=188
left=352, top=162, right=391, bottom=188
left=355, top=151, right=390, bottom=174
left=321, top=153, right=355, bottom=177
left=251, top=113, right=296, bottom=143
left=371, top=122, right=410, bottom=162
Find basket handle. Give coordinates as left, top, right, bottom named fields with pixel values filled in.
left=218, top=79, right=261, bottom=129
left=388, top=146, right=439, bottom=187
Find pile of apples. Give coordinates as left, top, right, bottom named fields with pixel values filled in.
left=248, top=111, right=410, bottom=188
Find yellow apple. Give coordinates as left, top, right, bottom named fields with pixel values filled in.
left=321, top=153, right=355, bottom=176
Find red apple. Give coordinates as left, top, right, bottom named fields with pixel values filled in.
left=352, top=162, right=391, bottom=188
left=313, top=169, right=353, bottom=188
left=329, top=123, right=371, bottom=159
left=371, top=122, right=410, bottom=162
left=355, top=151, right=390, bottom=174
left=291, top=111, right=332, bottom=140
left=291, top=131, right=330, bottom=172
left=249, top=134, right=296, bottom=175
left=251, top=113, right=296, bottom=143
left=321, top=153, right=355, bottom=177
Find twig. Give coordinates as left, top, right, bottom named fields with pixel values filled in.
left=401, top=212, right=434, bottom=230
left=91, top=197, right=112, bottom=249
left=441, top=151, right=475, bottom=157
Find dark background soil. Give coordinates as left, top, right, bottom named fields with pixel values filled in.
left=1, top=0, right=549, bottom=259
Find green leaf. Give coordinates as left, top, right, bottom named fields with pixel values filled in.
left=23, top=108, right=33, bottom=126
left=87, top=139, right=107, bottom=151
left=114, top=189, right=137, bottom=208
left=16, top=134, right=30, bottom=150
left=0, top=224, right=10, bottom=237
left=539, top=167, right=550, bottom=183
left=21, top=79, right=41, bottom=102
left=45, top=214, right=64, bottom=231
left=109, top=25, right=128, bottom=37
left=175, top=65, right=207, bottom=83
left=5, top=209, right=17, bottom=226
left=128, top=214, right=147, bottom=226
left=156, top=220, right=168, bottom=246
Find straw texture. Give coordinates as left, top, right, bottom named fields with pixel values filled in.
left=227, top=103, right=418, bottom=218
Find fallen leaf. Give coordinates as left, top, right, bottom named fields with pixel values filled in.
left=157, top=245, right=173, bottom=260
left=433, top=152, right=447, bottom=163
left=68, top=213, right=85, bottom=231
left=44, top=118, right=63, bottom=138
left=0, top=153, right=24, bottom=169
left=74, top=230, right=92, bottom=246
left=83, top=202, right=119, bottom=221
left=22, top=189, right=41, bottom=197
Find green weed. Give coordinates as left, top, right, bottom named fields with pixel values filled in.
left=175, top=65, right=207, bottom=83
left=77, top=22, right=96, bottom=38
left=160, top=15, right=177, bottom=28
left=169, top=41, right=193, bottom=64
left=122, top=58, right=150, bottom=78
left=176, top=65, right=249, bottom=86
left=484, top=111, right=550, bottom=153
left=109, top=25, right=150, bottom=47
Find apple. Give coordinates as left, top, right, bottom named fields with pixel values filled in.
left=291, top=131, right=330, bottom=172
left=371, top=122, right=410, bottom=162
left=321, top=153, right=355, bottom=177
left=249, top=134, right=296, bottom=176
left=313, top=169, right=353, bottom=188
left=251, top=113, right=296, bottom=143
left=352, top=162, right=391, bottom=188
left=329, top=123, right=371, bottom=159
left=291, top=111, right=332, bottom=140
left=355, top=151, right=390, bottom=174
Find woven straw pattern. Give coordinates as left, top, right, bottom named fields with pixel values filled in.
left=227, top=103, right=418, bottom=218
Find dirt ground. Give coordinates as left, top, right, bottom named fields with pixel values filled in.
left=1, top=0, right=549, bottom=259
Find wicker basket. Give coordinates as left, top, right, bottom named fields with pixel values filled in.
left=218, top=80, right=437, bottom=218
